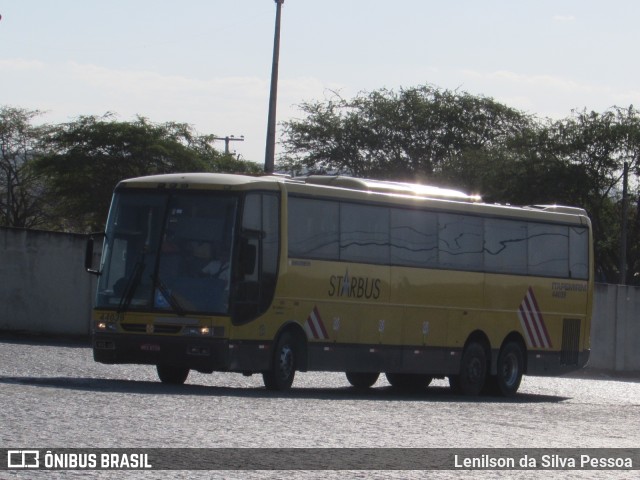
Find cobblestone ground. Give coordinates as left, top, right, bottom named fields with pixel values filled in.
left=1, top=335, right=639, bottom=480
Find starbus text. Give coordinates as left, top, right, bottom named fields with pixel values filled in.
left=328, top=275, right=381, bottom=299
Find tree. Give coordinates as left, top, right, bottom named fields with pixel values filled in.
left=0, top=106, right=50, bottom=228
left=556, top=107, right=640, bottom=282
left=35, top=115, right=260, bottom=232
left=280, top=85, right=533, bottom=183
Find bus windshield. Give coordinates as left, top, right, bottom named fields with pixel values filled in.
left=96, top=190, right=238, bottom=315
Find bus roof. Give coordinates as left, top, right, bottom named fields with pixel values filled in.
left=298, top=175, right=483, bottom=202
left=116, top=172, right=589, bottom=224
left=118, top=173, right=479, bottom=201
left=117, top=172, right=285, bottom=189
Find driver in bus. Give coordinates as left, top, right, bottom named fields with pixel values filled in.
left=200, top=245, right=230, bottom=284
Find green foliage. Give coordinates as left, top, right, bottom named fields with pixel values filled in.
left=548, top=107, right=640, bottom=281
left=280, top=86, right=532, bottom=181
left=0, top=106, right=51, bottom=228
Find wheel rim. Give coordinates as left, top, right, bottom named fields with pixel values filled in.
left=501, top=352, right=519, bottom=387
left=278, top=344, right=294, bottom=380
left=467, top=357, right=483, bottom=384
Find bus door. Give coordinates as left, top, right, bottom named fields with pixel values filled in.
left=232, top=192, right=280, bottom=324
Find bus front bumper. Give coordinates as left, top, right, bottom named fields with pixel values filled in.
left=93, top=333, right=273, bottom=374
left=93, top=333, right=230, bottom=373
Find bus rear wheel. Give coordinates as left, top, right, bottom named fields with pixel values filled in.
left=346, top=372, right=379, bottom=389
left=495, top=341, right=524, bottom=396
left=450, top=342, right=487, bottom=396
left=263, top=332, right=296, bottom=391
left=156, top=365, right=189, bottom=385
left=386, top=373, right=432, bottom=391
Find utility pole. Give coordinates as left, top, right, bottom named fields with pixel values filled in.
left=264, top=0, right=284, bottom=174
left=213, top=135, right=244, bottom=155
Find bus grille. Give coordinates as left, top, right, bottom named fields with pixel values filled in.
left=560, top=318, right=581, bottom=365
left=153, top=325, right=182, bottom=334
left=120, top=323, right=182, bottom=334
left=120, top=323, right=146, bottom=333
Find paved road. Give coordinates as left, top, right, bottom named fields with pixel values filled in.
left=1, top=335, right=639, bottom=479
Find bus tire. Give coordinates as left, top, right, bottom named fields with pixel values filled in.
left=386, top=373, right=432, bottom=391
left=156, top=365, right=189, bottom=385
left=455, top=342, right=487, bottom=396
left=346, top=372, right=379, bottom=389
left=263, top=332, right=296, bottom=391
left=495, top=341, right=524, bottom=396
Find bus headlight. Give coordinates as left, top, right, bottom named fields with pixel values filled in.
left=184, top=326, right=211, bottom=336
left=96, top=321, right=116, bottom=332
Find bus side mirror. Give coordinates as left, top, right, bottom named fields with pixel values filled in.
left=85, top=235, right=101, bottom=275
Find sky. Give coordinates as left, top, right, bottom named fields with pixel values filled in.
left=2, top=0, right=640, bottom=167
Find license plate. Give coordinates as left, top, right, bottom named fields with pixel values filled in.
left=140, top=344, right=160, bottom=352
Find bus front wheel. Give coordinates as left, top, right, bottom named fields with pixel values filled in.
left=156, top=365, right=189, bottom=385
left=346, top=372, right=380, bottom=389
left=263, top=332, right=296, bottom=391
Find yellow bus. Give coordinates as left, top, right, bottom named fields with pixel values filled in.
left=87, top=173, right=592, bottom=396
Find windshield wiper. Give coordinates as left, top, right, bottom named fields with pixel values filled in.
left=155, top=277, right=186, bottom=316
left=117, top=258, right=145, bottom=314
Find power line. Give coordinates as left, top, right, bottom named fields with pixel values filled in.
left=213, top=135, right=244, bottom=155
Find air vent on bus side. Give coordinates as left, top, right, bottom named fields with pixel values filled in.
left=560, top=318, right=581, bottom=365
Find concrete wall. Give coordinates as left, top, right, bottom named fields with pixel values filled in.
left=590, top=283, right=640, bottom=371
left=0, top=227, right=638, bottom=372
left=0, top=227, right=97, bottom=336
